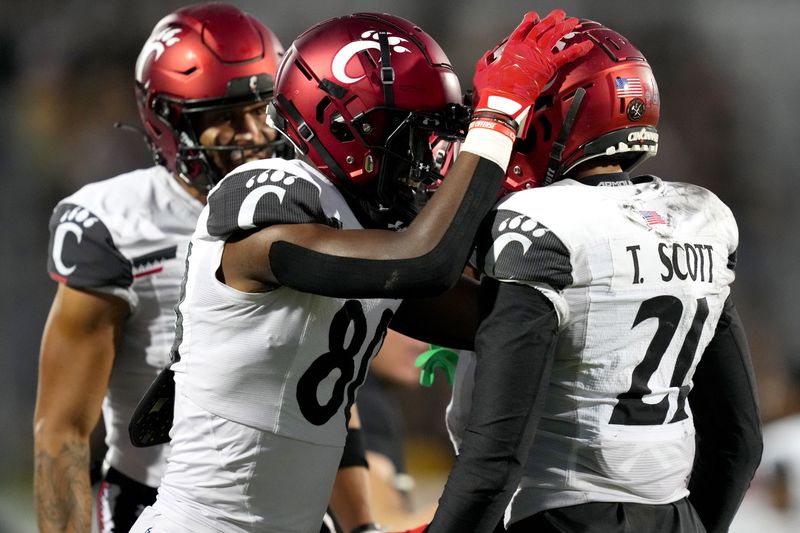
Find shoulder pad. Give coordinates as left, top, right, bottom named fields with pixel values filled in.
left=477, top=208, right=573, bottom=290
left=47, top=203, right=132, bottom=288
left=206, top=166, right=341, bottom=237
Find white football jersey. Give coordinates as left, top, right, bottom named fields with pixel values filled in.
left=47, top=165, right=202, bottom=486
left=451, top=175, right=738, bottom=524
left=148, top=158, right=401, bottom=531
left=172, top=157, right=401, bottom=446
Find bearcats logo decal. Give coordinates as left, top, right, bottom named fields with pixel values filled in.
left=52, top=207, right=99, bottom=276
left=479, top=210, right=573, bottom=289
left=491, top=215, right=548, bottom=253
left=331, top=30, right=411, bottom=84
left=236, top=169, right=322, bottom=230
left=135, top=27, right=183, bottom=84
left=484, top=215, right=549, bottom=272
left=206, top=167, right=335, bottom=237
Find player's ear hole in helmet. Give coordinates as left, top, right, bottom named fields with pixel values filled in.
left=268, top=13, right=470, bottom=229
left=499, top=19, right=660, bottom=193
left=133, top=3, right=288, bottom=193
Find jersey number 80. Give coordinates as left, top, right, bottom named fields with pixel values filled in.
left=296, top=300, right=394, bottom=426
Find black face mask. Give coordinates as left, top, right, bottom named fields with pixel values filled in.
left=344, top=123, right=441, bottom=230
left=341, top=178, right=427, bottom=231
left=177, top=105, right=291, bottom=192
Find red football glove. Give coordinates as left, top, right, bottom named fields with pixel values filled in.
left=472, top=9, right=593, bottom=140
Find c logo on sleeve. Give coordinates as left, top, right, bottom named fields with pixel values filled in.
left=487, top=215, right=549, bottom=263
left=206, top=167, right=331, bottom=237
left=52, top=206, right=99, bottom=276
left=479, top=210, right=573, bottom=290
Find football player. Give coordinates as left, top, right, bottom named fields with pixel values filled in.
left=423, top=17, right=763, bottom=533
left=129, top=10, right=591, bottom=533
left=33, top=4, right=285, bottom=532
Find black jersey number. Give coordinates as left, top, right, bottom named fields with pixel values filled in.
left=297, top=300, right=394, bottom=426
left=609, top=295, right=709, bottom=426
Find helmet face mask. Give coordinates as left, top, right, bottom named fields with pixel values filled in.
left=269, top=13, right=466, bottom=228
left=503, top=20, right=661, bottom=193
left=352, top=105, right=467, bottom=224
left=135, top=3, right=285, bottom=192
left=178, top=99, right=289, bottom=184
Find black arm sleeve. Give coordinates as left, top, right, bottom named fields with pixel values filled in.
left=427, top=279, right=559, bottom=533
left=338, top=426, right=368, bottom=470
left=390, top=275, right=481, bottom=351
left=687, top=297, right=763, bottom=533
left=269, top=159, right=504, bottom=299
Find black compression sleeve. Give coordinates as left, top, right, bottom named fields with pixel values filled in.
left=687, top=297, right=763, bottom=533
left=269, top=159, right=504, bottom=299
left=427, top=279, right=559, bottom=533
left=339, top=427, right=369, bottom=470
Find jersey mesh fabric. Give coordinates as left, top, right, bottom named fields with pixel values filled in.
left=135, top=384, right=343, bottom=533
left=456, top=176, right=738, bottom=523
left=47, top=166, right=203, bottom=486
left=173, top=158, right=401, bottom=446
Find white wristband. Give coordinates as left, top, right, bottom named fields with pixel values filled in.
left=460, top=125, right=515, bottom=170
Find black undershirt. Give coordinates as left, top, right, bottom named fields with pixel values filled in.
left=427, top=280, right=559, bottom=533
left=687, top=297, right=762, bottom=533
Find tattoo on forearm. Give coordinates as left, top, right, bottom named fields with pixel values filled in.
left=34, top=440, right=91, bottom=533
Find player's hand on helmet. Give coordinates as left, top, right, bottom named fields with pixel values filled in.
left=472, top=9, right=592, bottom=140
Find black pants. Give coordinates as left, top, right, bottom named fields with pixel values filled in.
left=96, top=466, right=158, bottom=533
left=502, top=498, right=706, bottom=533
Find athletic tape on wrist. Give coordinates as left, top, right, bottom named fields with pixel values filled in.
left=460, top=125, right=514, bottom=170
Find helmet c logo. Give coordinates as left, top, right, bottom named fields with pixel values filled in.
left=135, top=27, right=183, bottom=83
left=331, top=31, right=410, bottom=85
left=332, top=41, right=381, bottom=84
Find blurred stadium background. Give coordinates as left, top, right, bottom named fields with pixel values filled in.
left=1, top=0, right=799, bottom=531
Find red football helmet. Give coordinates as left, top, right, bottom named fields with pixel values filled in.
left=268, top=13, right=466, bottom=227
left=135, top=3, right=285, bottom=191
left=502, top=20, right=660, bottom=192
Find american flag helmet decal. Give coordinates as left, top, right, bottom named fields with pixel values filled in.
left=615, top=77, right=644, bottom=98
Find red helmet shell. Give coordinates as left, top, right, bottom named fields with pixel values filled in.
left=271, top=13, right=462, bottom=186
left=135, top=3, right=284, bottom=183
left=505, top=20, right=660, bottom=192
